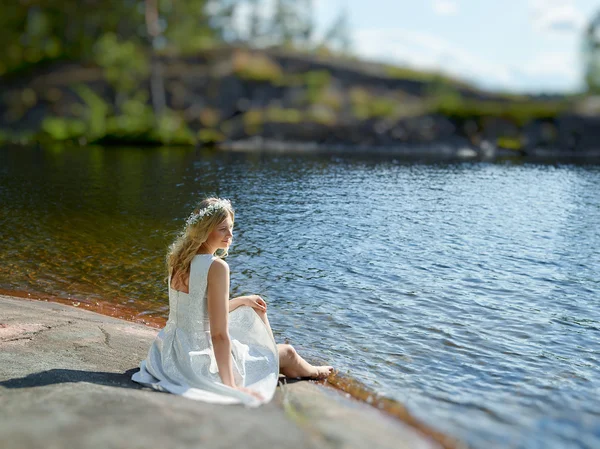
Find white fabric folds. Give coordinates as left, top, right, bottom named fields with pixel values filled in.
left=132, top=254, right=279, bottom=406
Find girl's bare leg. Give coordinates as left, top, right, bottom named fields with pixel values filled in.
left=253, top=308, right=333, bottom=378
left=277, top=344, right=333, bottom=379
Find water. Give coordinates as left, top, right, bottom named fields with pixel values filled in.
left=1, top=144, right=599, bottom=448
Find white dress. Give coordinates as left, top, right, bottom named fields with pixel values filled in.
left=132, top=254, right=279, bottom=406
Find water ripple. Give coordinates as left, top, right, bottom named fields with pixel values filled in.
left=1, top=146, right=599, bottom=448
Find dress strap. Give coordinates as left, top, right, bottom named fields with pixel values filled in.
left=189, top=254, right=215, bottom=296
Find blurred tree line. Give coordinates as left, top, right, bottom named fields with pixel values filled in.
left=2, top=1, right=600, bottom=93
left=2, top=1, right=599, bottom=150
left=0, top=0, right=355, bottom=145
left=0, top=0, right=351, bottom=77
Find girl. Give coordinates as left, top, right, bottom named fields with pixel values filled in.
left=132, top=197, right=333, bottom=406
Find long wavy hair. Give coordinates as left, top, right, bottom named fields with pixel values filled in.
left=165, top=198, right=235, bottom=285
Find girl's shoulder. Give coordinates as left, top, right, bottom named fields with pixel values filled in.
left=209, top=257, right=228, bottom=271
left=206, top=257, right=228, bottom=286
left=193, top=253, right=227, bottom=271
left=190, top=253, right=220, bottom=275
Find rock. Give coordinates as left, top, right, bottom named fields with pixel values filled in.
left=279, top=380, right=442, bottom=449
left=456, top=147, right=478, bottom=159
left=0, top=295, right=453, bottom=449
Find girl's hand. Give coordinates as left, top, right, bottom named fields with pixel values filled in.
left=244, top=295, right=267, bottom=312
left=237, top=386, right=264, bottom=402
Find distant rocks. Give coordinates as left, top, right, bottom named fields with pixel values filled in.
left=0, top=48, right=598, bottom=159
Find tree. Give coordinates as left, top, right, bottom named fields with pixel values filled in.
left=145, top=0, right=165, bottom=117
left=321, top=8, right=351, bottom=55
left=247, top=0, right=262, bottom=42
left=269, top=0, right=313, bottom=48
left=161, top=0, right=215, bottom=52
left=0, top=0, right=142, bottom=76
left=206, top=0, right=241, bottom=42
left=0, top=0, right=220, bottom=77
left=584, top=10, right=600, bottom=93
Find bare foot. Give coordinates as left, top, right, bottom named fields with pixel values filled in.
left=310, top=365, right=334, bottom=379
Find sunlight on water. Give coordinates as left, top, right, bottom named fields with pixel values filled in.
left=1, top=145, right=599, bottom=448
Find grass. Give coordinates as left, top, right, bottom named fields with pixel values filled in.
left=434, top=97, right=568, bottom=126
left=232, top=51, right=283, bottom=83
left=496, top=136, right=524, bottom=150
left=350, top=87, right=398, bottom=119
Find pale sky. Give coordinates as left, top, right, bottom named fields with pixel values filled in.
left=233, top=0, right=600, bottom=94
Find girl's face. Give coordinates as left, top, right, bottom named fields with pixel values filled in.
left=205, top=215, right=234, bottom=251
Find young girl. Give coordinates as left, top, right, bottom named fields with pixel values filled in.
left=132, top=197, right=333, bottom=406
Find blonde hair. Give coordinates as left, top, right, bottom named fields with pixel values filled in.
left=165, top=198, right=235, bottom=284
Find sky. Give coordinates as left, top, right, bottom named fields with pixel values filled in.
left=234, top=0, right=599, bottom=94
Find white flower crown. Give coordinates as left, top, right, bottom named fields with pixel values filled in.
left=185, top=198, right=232, bottom=228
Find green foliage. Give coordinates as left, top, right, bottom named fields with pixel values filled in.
left=0, top=1, right=143, bottom=76
left=95, top=33, right=149, bottom=94
left=105, top=95, right=155, bottom=141
left=350, top=87, right=397, bottom=119
left=161, top=0, right=215, bottom=53
left=198, top=129, right=225, bottom=144
left=433, top=95, right=567, bottom=127
left=427, top=76, right=567, bottom=126
left=318, top=89, right=343, bottom=111
left=0, top=1, right=221, bottom=78
left=39, top=86, right=195, bottom=145
left=73, top=84, right=110, bottom=139
left=305, top=70, right=331, bottom=103
left=266, top=106, right=303, bottom=123
left=306, top=105, right=336, bottom=125
left=349, top=88, right=369, bottom=119
left=497, top=137, right=523, bottom=150
left=0, top=129, right=37, bottom=145
left=21, top=88, right=38, bottom=108
left=154, top=110, right=196, bottom=145
left=243, top=109, right=264, bottom=134
left=0, top=0, right=354, bottom=79
left=233, top=51, right=283, bottom=82
left=386, top=65, right=468, bottom=88
left=369, top=97, right=397, bottom=118
left=429, top=82, right=465, bottom=113
left=41, top=117, right=86, bottom=141
left=0, top=5, right=60, bottom=76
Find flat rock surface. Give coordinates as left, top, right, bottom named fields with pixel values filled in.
left=0, top=295, right=446, bottom=449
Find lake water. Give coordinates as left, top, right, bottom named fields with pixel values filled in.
left=1, top=144, right=599, bottom=448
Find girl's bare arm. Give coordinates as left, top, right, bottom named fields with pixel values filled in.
left=206, top=259, right=235, bottom=387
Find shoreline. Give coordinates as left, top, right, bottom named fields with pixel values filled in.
left=0, top=289, right=463, bottom=449
left=4, top=139, right=600, bottom=164
left=220, top=138, right=600, bottom=161
left=2, top=48, right=598, bottom=156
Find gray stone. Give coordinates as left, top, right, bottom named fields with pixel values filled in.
left=0, top=295, right=450, bottom=449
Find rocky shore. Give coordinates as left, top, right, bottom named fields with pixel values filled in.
left=1, top=47, right=599, bottom=158
left=0, top=294, right=464, bottom=449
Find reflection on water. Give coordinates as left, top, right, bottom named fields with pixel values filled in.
left=1, top=144, right=599, bottom=449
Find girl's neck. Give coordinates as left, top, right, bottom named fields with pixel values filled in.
left=197, top=245, right=214, bottom=255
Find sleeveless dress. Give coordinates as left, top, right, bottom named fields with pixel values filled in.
left=131, top=254, right=279, bottom=407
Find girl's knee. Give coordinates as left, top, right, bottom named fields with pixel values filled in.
left=281, top=344, right=296, bottom=359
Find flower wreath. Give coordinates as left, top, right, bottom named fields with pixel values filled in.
left=185, top=198, right=232, bottom=228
